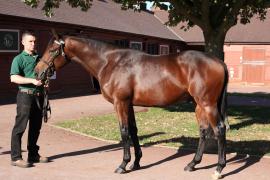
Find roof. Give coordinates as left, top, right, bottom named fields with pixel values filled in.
left=154, top=9, right=270, bottom=44
left=0, top=0, right=182, bottom=41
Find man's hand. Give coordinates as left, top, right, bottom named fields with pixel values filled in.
left=10, top=75, right=43, bottom=86
left=32, top=79, right=43, bottom=86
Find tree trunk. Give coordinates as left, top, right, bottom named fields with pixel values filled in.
left=202, top=31, right=228, bottom=152
left=203, top=31, right=225, bottom=61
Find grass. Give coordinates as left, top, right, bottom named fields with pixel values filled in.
left=56, top=102, right=270, bottom=156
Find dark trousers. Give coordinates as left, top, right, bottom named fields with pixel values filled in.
left=11, top=91, right=43, bottom=161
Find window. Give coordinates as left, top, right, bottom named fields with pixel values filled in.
left=159, top=45, right=169, bottom=55
left=130, top=41, right=142, bottom=51
left=147, top=43, right=159, bottom=55
left=115, top=39, right=129, bottom=48
left=0, top=29, right=19, bottom=52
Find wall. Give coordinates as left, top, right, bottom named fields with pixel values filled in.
left=225, top=45, right=270, bottom=85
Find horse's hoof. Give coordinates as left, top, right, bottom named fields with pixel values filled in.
left=211, top=171, right=222, bottom=180
left=184, top=165, right=194, bottom=172
left=129, top=163, right=140, bottom=171
left=114, top=167, right=126, bottom=174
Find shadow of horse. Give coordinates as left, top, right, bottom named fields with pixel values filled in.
left=49, top=143, right=122, bottom=161
left=48, top=132, right=164, bottom=160
left=138, top=135, right=269, bottom=178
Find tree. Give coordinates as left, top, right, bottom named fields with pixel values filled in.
left=22, top=0, right=92, bottom=17
left=22, top=0, right=270, bottom=60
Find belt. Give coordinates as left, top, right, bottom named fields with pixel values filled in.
left=19, top=89, right=42, bottom=96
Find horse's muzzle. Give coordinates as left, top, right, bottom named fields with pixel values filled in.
left=35, top=70, right=46, bottom=82
left=35, top=67, right=54, bottom=82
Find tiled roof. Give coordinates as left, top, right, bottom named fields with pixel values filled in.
left=0, top=0, right=181, bottom=41
left=154, top=9, right=270, bottom=44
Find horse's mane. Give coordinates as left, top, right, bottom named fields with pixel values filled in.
left=66, top=35, right=125, bottom=56
left=52, top=33, right=147, bottom=56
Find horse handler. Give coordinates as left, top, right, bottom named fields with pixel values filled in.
left=9, top=30, right=48, bottom=168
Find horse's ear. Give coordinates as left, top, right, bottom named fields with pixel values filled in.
left=51, top=28, right=59, bottom=40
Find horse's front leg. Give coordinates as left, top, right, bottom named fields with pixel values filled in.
left=114, top=100, right=131, bottom=174
left=128, top=105, right=142, bottom=171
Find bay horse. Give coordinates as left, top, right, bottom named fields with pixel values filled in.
left=35, top=32, right=228, bottom=179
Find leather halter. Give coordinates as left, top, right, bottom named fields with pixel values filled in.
left=39, top=39, right=70, bottom=80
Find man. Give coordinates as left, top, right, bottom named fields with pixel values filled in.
left=10, top=30, right=48, bottom=168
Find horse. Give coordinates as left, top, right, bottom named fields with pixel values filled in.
left=34, top=31, right=228, bottom=180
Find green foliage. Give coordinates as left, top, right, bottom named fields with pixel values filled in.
left=23, top=0, right=39, bottom=8
left=22, top=0, right=92, bottom=17
left=112, top=1, right=270, bottom=31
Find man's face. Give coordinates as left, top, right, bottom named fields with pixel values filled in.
left=22, top=34, right=36, bottom=53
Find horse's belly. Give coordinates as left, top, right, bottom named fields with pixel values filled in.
left=133, top=88, right=189, bottom=107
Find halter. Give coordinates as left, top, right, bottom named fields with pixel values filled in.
left=39, top=39, right=70, bottom=81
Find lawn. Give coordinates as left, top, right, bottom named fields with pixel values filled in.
left=56, top=101, right=270, bottom=156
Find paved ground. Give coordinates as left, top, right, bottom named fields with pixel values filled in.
left=1, top=83, right=270, bottom=180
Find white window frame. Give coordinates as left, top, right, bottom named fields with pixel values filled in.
left=159, top=44, right=169, bottom=55
left=130, top=41, right=142, bottom=51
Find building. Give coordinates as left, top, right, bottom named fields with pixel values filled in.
left=0, top=0, right=186, bottom=101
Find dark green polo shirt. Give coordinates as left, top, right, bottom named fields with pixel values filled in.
left=10, top=51, right=43, bottom=93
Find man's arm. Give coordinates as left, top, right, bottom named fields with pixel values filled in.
left=10, top=75, right=43, bottom=86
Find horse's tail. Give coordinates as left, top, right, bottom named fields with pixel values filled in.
left=218, top=61, right=229, bottom=130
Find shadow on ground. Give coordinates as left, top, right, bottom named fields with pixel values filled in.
left=47, top=132, right=267, bottom=178
left=140, top=135, right=267, bottom=178
left=48, top=132, right=164, bottom=161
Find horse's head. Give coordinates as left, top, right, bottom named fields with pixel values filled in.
left=35, top=29, right=70, bottom=82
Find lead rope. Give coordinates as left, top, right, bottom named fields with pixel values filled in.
left=42, top=77, right=51, bottom=123
left=35, top=77, right=51, bottom=123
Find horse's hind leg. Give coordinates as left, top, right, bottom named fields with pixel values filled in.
left=114, top=100, right=131, bottom=174
left=128, top=105, right=142, bottom=171
left=185, top=105, right=207, bottom=171
left=204, top=105, right=226, bottom=179
left=213, top=119, right=226, bottom=180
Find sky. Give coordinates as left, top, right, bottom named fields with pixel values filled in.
left=146, top=1, right=154, bottom=10
left=146, top=1, right=170, bottom=10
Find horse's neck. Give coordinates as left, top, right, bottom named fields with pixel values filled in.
left=68, top=40, right=106, bottom=79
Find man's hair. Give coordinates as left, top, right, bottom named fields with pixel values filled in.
left=22, top=30, right=36, bottom=40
